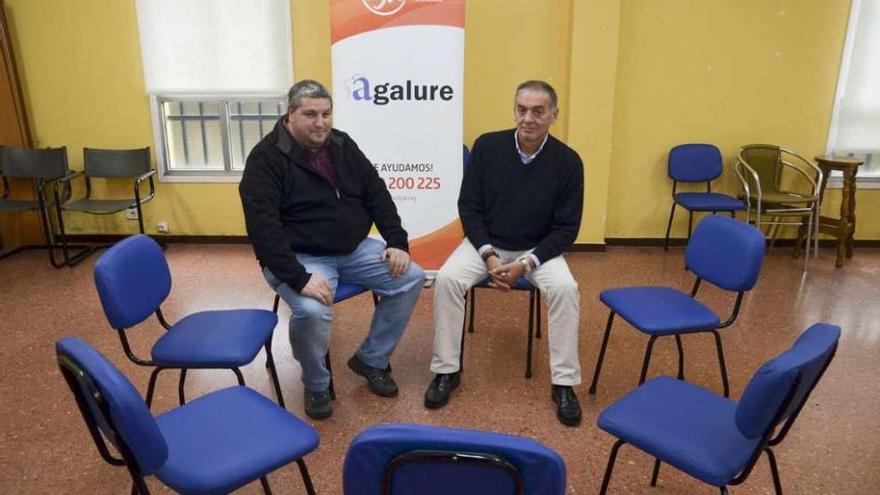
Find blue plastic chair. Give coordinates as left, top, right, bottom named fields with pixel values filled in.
left=56, top=337, right=319, bottom=495
left=93, top=234, right=285, bottom=409
left=597, top=323, right=840, bottom=495
left=664, top=144, right=745, bottom=251
left=343, top=424, right=566, bottom=495
left=461, top=145, right=542, bottom=379
left=589, top=215, right=765, bottom=398
left=271, top=282, right=378, bottom=399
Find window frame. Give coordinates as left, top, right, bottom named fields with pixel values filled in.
left=150, top=94, right=287, bottom=183
left=825, top=0, right=880, bottom=189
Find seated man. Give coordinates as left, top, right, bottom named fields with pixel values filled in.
left=240, top=80, right=425, bottom=420
left=425, top=80, right=584, bottom=426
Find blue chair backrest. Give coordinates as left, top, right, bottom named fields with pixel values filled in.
left=56, top=337, right=168, bottom=474
left=685, top=215, right=765, bottom=292
left=94, top=234, right=171, bottom=329
left=668, top=143, right=723, bottom=182
left=735, top=323, right=840, bottom=439
left=343, top=424, right=566, bottom=495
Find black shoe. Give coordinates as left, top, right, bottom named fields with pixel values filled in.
left=304, top=389, right=333, bottom=420
left=424, top=372, right=461, bottom=409
left=552, top=385, right=582, bottom=427
left=347, top=354, right=398, bottom=397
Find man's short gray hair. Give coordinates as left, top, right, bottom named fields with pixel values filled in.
left=288, top=80, right=333, bottom=111
left=515, top=80, right=558, bottom=110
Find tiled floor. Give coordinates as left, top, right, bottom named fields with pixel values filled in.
left=1, top=243, right=878, bottom=494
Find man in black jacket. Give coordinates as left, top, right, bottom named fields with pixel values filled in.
left=425, top=80, right=585, bottom=426
left=240, top=80, right=425, bottom=420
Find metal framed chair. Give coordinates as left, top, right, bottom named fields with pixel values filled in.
left=56, top=337, right=319, bottom=495
left=735, top=144, right=822, bottom=270
left=343, top=423, right=566, bottom=495
left=664, top=143, right=745, bottom=250
left=271, top=282, right=378, bottom=399
left=54, top=147, right=156, bottom=237
left=597, top=323, right=840, bottom=495
left=0, top=145, right=91, bottom=267
left=589, top=215, right=766, bottom=398
left=93, top=234, right=286, bottom=409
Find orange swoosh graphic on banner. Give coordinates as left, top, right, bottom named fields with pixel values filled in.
left=409, top=218, right=463, bottom=270
left=331, top=0, right=465, bottom=44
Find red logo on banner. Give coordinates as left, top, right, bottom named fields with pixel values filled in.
left=361, top=0, right=406, bottom=16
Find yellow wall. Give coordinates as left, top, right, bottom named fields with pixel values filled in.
left=4, top=0, right=878, bottom=241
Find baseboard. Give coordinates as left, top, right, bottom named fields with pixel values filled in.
left=64, top=235, right=880, bottom=249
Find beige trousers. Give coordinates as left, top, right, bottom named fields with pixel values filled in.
left=430, top=240, right=582, bottom=385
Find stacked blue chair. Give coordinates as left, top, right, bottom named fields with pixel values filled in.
left=56, top=337, right=319, bottom=495
left=94, top=234, right=286, bottom=408
left=596, top=323, right=840, bottom=494
left=664, top=143, right=745, bottom=251
left=343, top=424, right=565, bottom=495
left=590, top=215, right=765, bottom=397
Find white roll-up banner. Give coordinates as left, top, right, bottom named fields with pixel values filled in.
left=331, top=0, right=465, bottom=271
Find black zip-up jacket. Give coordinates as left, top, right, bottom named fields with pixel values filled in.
left=239, top=119, right=408, bottom=292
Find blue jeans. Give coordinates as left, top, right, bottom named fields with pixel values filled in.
left=263, top=237, right=425, bottom=392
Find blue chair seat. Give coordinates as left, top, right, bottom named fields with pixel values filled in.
left=336, top=281, right=370, bottom=302
left=600, top=287, right=720, bottom=335
left=476, top=276, right=534, bottom=291
left=156, top=386, right=319, bottom=494
left=598, top=376, right=758, bottom=487
left=674, top=192, right=745, bottom=211
left=151, top=309, right=277, bottom=367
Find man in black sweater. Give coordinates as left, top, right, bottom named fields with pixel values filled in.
left=425, top=81, right=584, bottom=426
left=240, top=80, right=425, bottom=420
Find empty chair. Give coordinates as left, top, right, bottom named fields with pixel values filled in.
left=56, top=337, right=319, bottom=494
left=93, top=234, right=286, bottom=409
left=0, top=145, right=90, bottom=267
left=664, top=143, right=745, bottom=250
left=736, top=144, right=822, bottom=270
left=343, top=423, right=566, bottom=495
left=597, top=323, right=841, bottom=494
left=590, top=215, right=765, bottom=398
left=55, top=147, right=156, bottom=236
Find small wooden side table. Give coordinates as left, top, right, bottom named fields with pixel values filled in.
left=798, top=156, right=863, bottom=267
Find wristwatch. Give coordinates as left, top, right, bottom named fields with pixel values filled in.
left=517, top=256, right=532, bottom=273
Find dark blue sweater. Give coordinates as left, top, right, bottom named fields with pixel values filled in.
left=459, top=130, right=584, bottom=263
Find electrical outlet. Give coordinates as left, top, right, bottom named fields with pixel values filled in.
left=125, top=207, right=139, bottom=220
left=156, top=221, right=169, bottom=234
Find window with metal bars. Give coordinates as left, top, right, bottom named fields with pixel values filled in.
left=153, top=96, right=286, bottom=181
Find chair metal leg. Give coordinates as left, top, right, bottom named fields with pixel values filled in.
left=664, top=203, right=676, bottom=251
left=720, top=487, right=729, bottom=495
left=638, top=336, right=659, bottom=385
left=535, top=290, right=542, bottom=339
left=144, top=367, right=165, bottom=409
left=599, top=440, right=626, bottom=495
left=296, top=459, right=317, bottom=495
left=674, top=335, right=684, bottom=380
left=178, top=369, right=187, bottom=405
left=765, top=447, right=784, bottom=495
left=687, top=211, right=694, bottom=242
left=650, top=458, right=661, bottom=487
left=525, top=289, right=535, bottom=379
left=232, top=367, right=245, bottom=386
left=588, top=311, right=615, bottom=395
left=51, top=201, right=94, bottom=267
left=467, top=287, right=476, bottom=333
left=265, top=342, right=286, bottom=408
left=259, top=476, right=273, bottom=495
left=325, top=352, right=336, bottom=400
left=711, top=330, right=730, bottom=397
